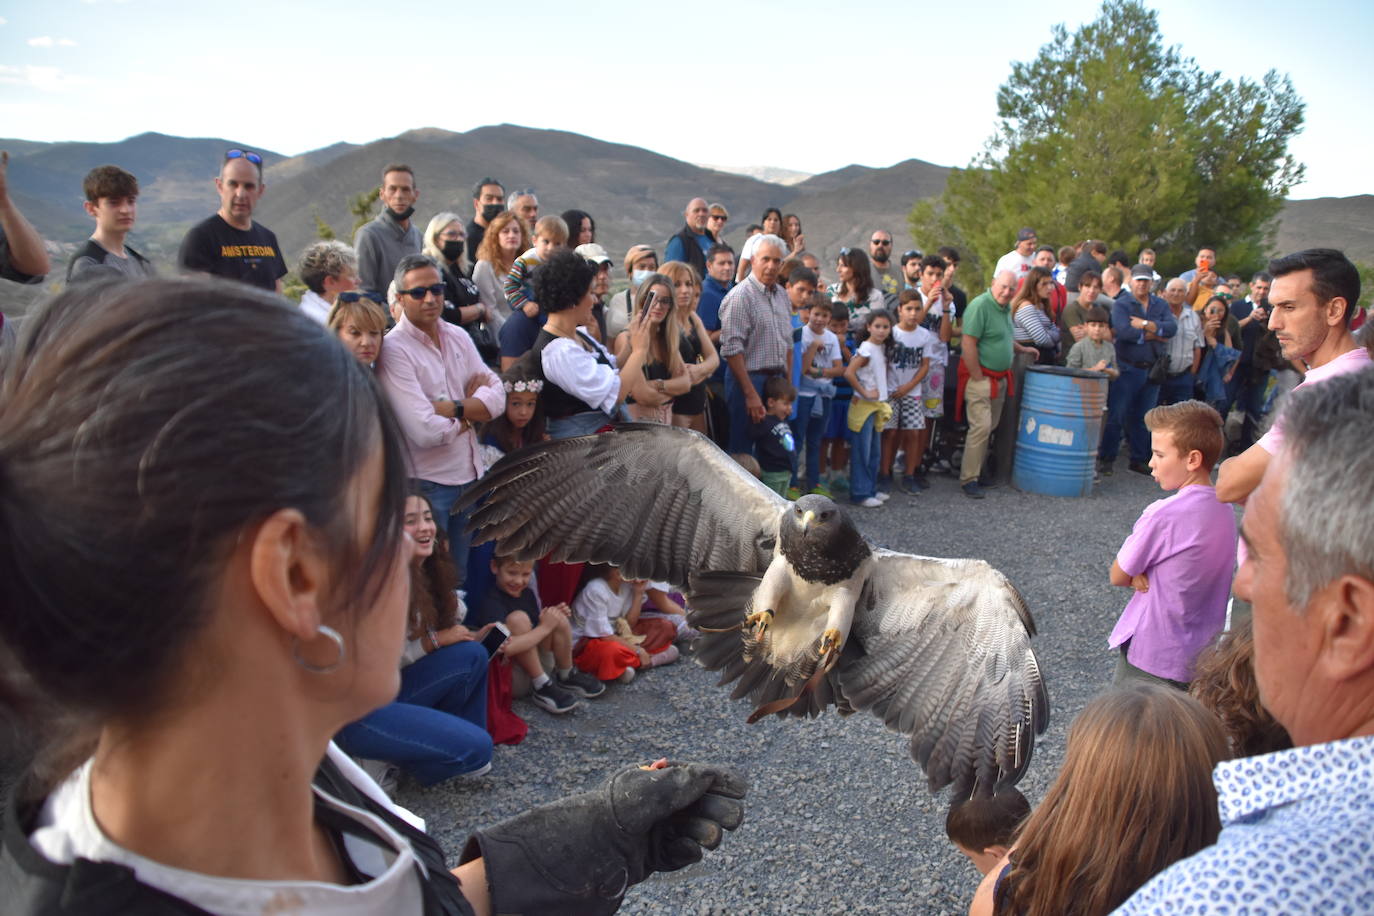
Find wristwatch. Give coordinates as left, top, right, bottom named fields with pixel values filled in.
left=454, top=399, right=466, bottom=420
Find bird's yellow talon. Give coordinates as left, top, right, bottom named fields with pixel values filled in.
left=818, top=628, right=842, bottom=657
left=745, top=608, right=774, bottom=632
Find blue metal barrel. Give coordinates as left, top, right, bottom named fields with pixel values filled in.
left=1012, top=366, right=1109, bottom=497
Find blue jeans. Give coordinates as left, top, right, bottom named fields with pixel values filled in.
left=548, top=409, right=614, bottom=439
left=789, top=393, right=829, bottom=488
left=336, top=641, right=492, bottom=786
left=1100, top=364, right=1160, bottom=464
left=725, top=370, right=772, bottom=454
left=1159, top=370, right=1195, bottom=406
left=1226, top=368, right=1270, bottom=450
left=849, top=411, right=880, bottom=501
left=417, top=478, right=473, bottom=586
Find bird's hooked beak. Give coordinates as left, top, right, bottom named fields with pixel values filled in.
left=801, top=509, right=816, bottom=531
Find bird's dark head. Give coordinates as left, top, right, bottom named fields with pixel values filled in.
left=787, top=493, right=842, bottom=540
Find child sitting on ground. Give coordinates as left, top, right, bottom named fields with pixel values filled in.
left=945, top=789, right=1031, bottom=876
left=472, top=554, right=605, bottom=714
left=572, top=564, right=679, bottom=683
left=1065, top=306, right=1120, bottom=379
left=749, top=376, right=798, bottom=497
left=1108, top=401, right=1237, bottom=689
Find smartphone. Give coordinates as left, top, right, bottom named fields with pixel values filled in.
left=640, top=289, right=658, bottom=315
left=481, top=622, right=511, bottom=657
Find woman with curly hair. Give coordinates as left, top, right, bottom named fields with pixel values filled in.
left=336, top=491, right=493, bottom=785
left=529, top=248, right=653, bottom=438
left=971, top=684, right=1230, bottom=916
left=472, top=210, right=530, bottom=332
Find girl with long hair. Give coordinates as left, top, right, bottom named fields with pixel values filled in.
left=659, top=260, right=720, bottom=431
left=829, top=246, right=885, bottom=332
left=972, top=684, right=1230, bottom=916
left=1012, top=266, right=1062, bottom=364
left=615, top=272, right=691, bottom=424
left=472, top=210, right=530, bottom=332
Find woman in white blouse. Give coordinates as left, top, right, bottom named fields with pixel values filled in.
left=527, top=249, right=654, bottom=439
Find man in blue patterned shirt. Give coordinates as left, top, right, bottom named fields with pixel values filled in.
left=1116, top=367, right=1374, bottom=914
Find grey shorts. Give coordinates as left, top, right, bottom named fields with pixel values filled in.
left=889, top=395, right=926, bottom=430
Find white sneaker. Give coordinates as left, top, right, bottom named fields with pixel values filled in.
left=857, top=497, right=883, bottom=508
left=875, top=491, right=891, bottom=502
left=617, top=667, right=636, bottom=683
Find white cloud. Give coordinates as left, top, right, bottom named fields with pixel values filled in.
left=28, top=36, right=54, bottom=47
left=0, top=64, right=90, bottom=92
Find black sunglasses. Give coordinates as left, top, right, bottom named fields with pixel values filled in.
left=902, top=250, right=922, bottom=261
left=399, top=284, right=446, bottom=301
left=338, top=290, right=386, bottom=305
left=870, top=239, right=892, bottom=246
left=225, top=148, right=263, bottom=165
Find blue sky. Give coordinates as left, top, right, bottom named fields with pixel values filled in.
left=1, top=0, right=1369, bottom=199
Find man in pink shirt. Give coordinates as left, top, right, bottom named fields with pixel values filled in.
left=1218, top=248, right=1369, bottom=505
left=376, top=254, right=504, bottom=580
left=1109, top=401, right=1237, bottom=687
left=1215, top=249, right=1368, bottom=623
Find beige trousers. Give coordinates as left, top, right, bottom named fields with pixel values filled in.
left=960, top=376, right=1005, bottom=484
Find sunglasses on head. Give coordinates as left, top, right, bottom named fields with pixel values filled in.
left=225, top=148, right=262, bottom=165
left=839, top=247, right=852, bottom=256
left=399, top=284, right=446, bottom=301
left=902, top=250, right=921, bottom=261
left=337, top=290, right=386, bottom=305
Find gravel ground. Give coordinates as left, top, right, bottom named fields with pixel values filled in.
left=397, top=460, right=1211, bottom=915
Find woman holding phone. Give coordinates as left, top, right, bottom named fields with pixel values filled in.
left=530, top=249, right=657, bottom=438
left=0, top=276, right=746, bottom=914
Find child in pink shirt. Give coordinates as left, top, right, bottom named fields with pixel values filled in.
left=1108, top=401, right=1237, bottom=687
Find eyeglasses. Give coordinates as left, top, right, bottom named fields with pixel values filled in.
left=709, top=214, right=727, bottom=221
left=399, top=284, right=446, bottom=301
left=225, top=149, right=262, bottom=165
left=870, top=239, right=892, bottom=246
left=338, top=290, right=386, bottom=305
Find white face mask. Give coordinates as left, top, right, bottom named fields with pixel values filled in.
left=632, top=269, right=654, bottom=288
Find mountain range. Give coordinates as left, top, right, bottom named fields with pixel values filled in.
left=2, top=125, right=1370, bottom=312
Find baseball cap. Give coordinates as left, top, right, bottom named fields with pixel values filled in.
left=1130, top=263, right=1154, bottom=280
left=1017, top=228, right=1037, bottom=242
left=575, top=243, right=611, bottom=267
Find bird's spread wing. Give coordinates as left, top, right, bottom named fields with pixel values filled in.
left=840, top=550, right=1048, bottom=799
left=459, top=424, right=787, bottom=584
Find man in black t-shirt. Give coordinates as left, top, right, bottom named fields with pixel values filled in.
left=177, top=150, right=287, bottom=293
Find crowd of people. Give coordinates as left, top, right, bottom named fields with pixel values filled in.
left=0, top=145, right=1372, bottom=914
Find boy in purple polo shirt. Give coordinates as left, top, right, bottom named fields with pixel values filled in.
left=1108, top=401, right=1237, bottom=688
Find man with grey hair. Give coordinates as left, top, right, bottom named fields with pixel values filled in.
left=296, top=239, right=361, bottom=326
left=508, top=190, right=538, bottom=232
left=354, top=164, right=421, bottom=297
left=1116, top=366, right=1374, bottom=914
left=375, top=253, right=503, bottom=580
left=1158, top=277, right=1203, bottom=405
left=719, top=234, right=793, bottom=453
left=958, top=271, right=1036, bottom=498
left=663, top=197, right=711, bottom=279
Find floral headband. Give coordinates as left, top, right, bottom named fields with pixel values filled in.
left=503, top=379, right=544, bottom=393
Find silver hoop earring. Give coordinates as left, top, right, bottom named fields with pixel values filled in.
left=293, top=624, right=346, bottom=674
